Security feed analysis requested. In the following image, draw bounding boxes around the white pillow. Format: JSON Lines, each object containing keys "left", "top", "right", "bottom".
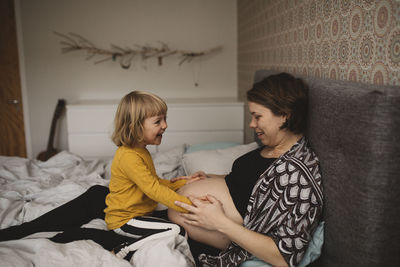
{"left": 182, "top": 142, "right": 259, "bottom": 175}
{"left": 152, "top": 144, "right": 187, "bottom": 179}
{"left": 152, "top": 144, "right": 187, "bottom": 211}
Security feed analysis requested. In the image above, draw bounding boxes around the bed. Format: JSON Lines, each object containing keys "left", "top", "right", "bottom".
{"left": 0, "top": 143, "right": 261, "bottom": 267}
{"left": 2, "top": 70, "right": 398, "bottom": 267}
{"left": 0, "top": 98, "right": 261, "bottom": 267}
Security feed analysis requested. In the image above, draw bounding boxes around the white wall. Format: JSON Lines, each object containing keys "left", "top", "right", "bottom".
{"left": 17, "top": 0, "right": 237, "bottom": 158}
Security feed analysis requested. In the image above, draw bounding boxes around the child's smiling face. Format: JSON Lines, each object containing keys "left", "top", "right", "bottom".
{"left": 140, "top": 114, "right": 168, "bottom": 147}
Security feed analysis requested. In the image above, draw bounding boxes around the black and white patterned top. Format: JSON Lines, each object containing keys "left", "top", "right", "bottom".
{"left": 199, "top": 137, "right": 323, "bottom": 267}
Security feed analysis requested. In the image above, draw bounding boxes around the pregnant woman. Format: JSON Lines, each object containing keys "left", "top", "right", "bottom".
{"left": 170, "top": 72, "right": 323, "bottom": 267}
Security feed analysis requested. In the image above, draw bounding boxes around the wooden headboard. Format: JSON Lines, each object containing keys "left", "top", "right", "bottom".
{"left": 66, "top": 98, "right": 245, "bottom": 159}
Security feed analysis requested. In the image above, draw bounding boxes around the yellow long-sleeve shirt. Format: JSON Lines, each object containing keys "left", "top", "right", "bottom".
{"left": 104, "top": 146, "right": 191, "bottom": 230}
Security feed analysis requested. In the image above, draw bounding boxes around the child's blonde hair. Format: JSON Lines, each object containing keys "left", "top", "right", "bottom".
{"left": 112, "top": 91, "right": 167, "bottom": 147}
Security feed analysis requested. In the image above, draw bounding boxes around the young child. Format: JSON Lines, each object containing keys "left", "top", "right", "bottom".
{"left": 103, "top": 90, "right": 194, "bottom": 256}
{"left": 0, "top": 91, "right": 194, "bottom": 261}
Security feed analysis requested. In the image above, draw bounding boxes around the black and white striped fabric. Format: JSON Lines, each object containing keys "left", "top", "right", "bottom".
{"left": 112, "top": 216, "right": 186, "bottom": 260}
{"left": 199, "top": 137, "right": 323, "bottom": 267}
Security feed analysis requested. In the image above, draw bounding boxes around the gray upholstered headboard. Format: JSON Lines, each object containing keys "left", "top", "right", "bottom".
{"left": 253, "top": 70, "right": 400, "bottom": 267}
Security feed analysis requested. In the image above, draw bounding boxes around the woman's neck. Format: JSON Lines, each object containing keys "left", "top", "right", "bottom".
{"left": 261, "top": 133, "right": 303, "bottom": 158}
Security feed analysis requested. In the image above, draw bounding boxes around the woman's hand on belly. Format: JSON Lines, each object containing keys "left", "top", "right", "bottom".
{"left": 168, "top": 178, "right": 243, "bottom": 249}
{"left": 177, "top": 195, "right": 231, "bottom": 231}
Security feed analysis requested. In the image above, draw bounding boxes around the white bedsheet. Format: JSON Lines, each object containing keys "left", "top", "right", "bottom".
{"left": 0, "top": 151, "right": 194, "bottom": 267}
{"left": 0, "top": 238, "right": 132, "bottom": 267}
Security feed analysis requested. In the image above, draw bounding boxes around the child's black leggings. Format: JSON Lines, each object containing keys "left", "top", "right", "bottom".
{"left": 0, "top": 185, "right": 169, "bottom": 251}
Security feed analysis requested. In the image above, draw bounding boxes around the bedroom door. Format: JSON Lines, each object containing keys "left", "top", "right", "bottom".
{"left": 0, "top": 0, "right": 27, "bottom": 157}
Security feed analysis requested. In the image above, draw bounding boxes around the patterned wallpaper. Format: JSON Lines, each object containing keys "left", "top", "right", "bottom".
{"left": 237, "top": 0, "right": 400, "bottom": 142}
{"left": 238, "top": 0, "right": 400, "bottom": 97}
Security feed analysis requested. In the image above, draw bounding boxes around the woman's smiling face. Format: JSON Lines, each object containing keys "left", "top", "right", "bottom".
{"left": 248, "top": 101, "right": 287, "bottom": 147}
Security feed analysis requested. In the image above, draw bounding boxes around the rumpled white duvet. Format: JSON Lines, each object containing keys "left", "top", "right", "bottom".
{"left": 0, "top": 151, "right": 194, "bottom": 267}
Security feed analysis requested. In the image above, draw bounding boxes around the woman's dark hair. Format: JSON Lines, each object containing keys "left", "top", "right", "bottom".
{"left": 246, "top": 72, "right": 309, "bottom": 134}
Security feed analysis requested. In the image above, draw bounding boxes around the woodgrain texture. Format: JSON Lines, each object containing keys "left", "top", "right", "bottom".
{"left": 0, "top": 0, "right": 26, "bottom": 157}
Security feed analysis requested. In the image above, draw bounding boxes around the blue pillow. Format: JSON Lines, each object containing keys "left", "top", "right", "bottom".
{"left": 186, "top": 142, "right": 240, "bottom": 153}
{"left": 239, "top": 221, "right": 324, "bottom": 267}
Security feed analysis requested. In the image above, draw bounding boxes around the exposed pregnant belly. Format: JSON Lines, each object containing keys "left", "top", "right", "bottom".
{"left": 174, "top": 178, "right": 243, "bottom": 225}
{"left": 168, "top": 177, "right": 243, "bottom": 249}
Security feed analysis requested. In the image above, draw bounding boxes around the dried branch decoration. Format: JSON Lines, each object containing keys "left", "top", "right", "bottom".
{"left": 54, "top": 32, "right": 223, "bottom": 69}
